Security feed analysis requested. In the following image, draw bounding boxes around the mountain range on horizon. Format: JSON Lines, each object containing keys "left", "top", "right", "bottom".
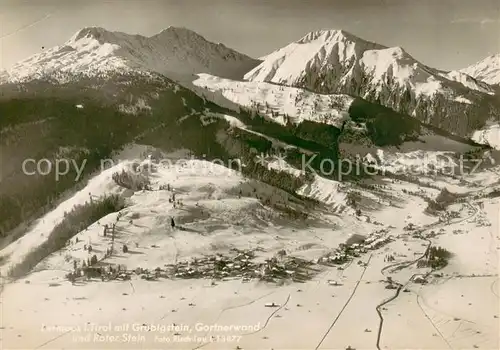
{"left": 1, "top": 26, "right": 498, "bottom": 86}
{"left": 1, "top": 25, "right": 498, "bottom": 141}
{"left": 0, "top": 26, "right": 260, "bottom": 83}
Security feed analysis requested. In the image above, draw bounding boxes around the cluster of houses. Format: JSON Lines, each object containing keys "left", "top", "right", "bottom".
{"left": 363, "top": 230, "right": 394, "bottom": 250}
{"left": 472, "top": 212, "right": 491, "bottom": 227}
{"left": 66, "top": 263, "right": 131, "bottom": 283}
{"left": 166, "top": 249, "right": 258, "bottom": 281}
{"left": 403, "top": 223, "right": 434, "bottom": 239}
{"left": 403, "top": 222, "right": 418, "bottom": 231}
{"left": 66, "top": 248, "right": 319, "bottom": 284}
{"left": 318, "top": 230, "right": 395, "bottom": 266}
{"left": 164, "top": 249, "right": 317, "bottom": 283}
{"left": 426, "top": 228, "right": 446, "bottom": 238}
{"left": 438, "top": 210, "right": 460, "bottom": 223}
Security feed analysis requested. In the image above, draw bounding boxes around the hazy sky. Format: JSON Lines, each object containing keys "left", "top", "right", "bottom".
{"left": 0, "top": 0, "right": 499, "bottom": 71}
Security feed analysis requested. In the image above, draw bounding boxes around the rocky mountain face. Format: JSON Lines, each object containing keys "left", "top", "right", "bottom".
{"left": 245, "top": 29, "right": 500, "bottom": 137}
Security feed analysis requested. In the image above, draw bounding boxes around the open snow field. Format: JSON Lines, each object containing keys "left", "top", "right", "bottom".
{"left": 1, "top": 147, "right": 498, "bottom": 350}
{"left": 191, "top": 73, "right": 353, "bottom": 128}
{"left": 472, "top": 123, "right": 500, "bottom": 150}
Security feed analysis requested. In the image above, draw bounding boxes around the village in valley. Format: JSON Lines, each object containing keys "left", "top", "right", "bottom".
{"left": 1, "top": 140, "right": 498, "bottom": 350}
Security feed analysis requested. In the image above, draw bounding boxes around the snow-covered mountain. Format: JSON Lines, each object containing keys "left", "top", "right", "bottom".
{"left": 244, "top": 29, "right": 499, "bottom": 137}
{"left": 460, "top": 54, "right": 500, "bottom": 85}
{"left": 245, "top": 30, "right": 493, "bottom": 95}
{"left": 0, "top": 26, "right": 259, "bottom": 84}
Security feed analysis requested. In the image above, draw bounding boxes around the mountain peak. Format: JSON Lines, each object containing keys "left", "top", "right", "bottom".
{"left": 296, "top": 29, "right": 385, "bottom": 49}
{"left": 163, "top": 26, "right": 196, "bottom": 34}
{"left": 69, "top": 26, "right": 118, "bottom": 43}
{"left": 68, "top": 26, "right": 208, "bottom": 46}
{"left": 153, "top": 26, "right": 231, "bottom": 50}
{"left": 155, "top": 26, "right": 203, "bottom": 38}
{"left": 244, "top": 28, "right": 388, "bottom": 83}
{"left": 298, "top": 29, "right": 357, "bottom": 43}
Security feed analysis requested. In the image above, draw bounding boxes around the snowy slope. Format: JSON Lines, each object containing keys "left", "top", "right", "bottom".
{"left": 0, "top": 26, "right": 259, "bottom": 84}
{"left": 364, "top": 149, "right": 461, "bottom": 175}
{"left": 442, "top": 70, "right": 496, "bottom": 94}
{"left": 460, "top": 54, "right": 500, "bottom": 85}
{"left": 472, "top": 122, "right": 500, "bottom": 149}
{"left": 192, "top": 73, "right": 353, "bottom": 128}
{"left": 0, "top": 150, "right": 348, "bottom": 276}
{"left": 264, "top": 156, "right": 349, "bottom": 212}
{"left": 0, "top": 161, "right": 129, "bottom": 275}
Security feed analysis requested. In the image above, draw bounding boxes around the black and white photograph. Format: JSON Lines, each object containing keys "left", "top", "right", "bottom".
{"left": 0, "top": 0, "right": 499, "bottom": 349}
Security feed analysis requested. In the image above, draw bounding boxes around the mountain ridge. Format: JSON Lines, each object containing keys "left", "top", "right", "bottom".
{"left": 244, "top": 28, "right": 499, "bottom": 137}
{"left": 1, "top": 26, "right": 499, "bottom": 140}
{"left": 460, "top": 53, "right": 500, "bottom": 85}
{"left": 246, "top": 28, "right": 493, "bottom": 94}
{"left": 0, "top": 26, "right": 260, "bottom": 84}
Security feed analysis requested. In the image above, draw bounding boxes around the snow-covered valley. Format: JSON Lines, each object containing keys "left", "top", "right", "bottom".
{"left": 1, "top": 144, "right": 498, "bottom": 350}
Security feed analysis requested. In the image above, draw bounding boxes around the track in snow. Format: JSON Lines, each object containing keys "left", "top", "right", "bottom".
{"left": 416, "top": 292, "right": 453, "bottom": 349}
{"left": 191, "top": 290, "right": 278, "bottom": 350}
{"left": 375, "top": 202, "right": 480, "bottom": 349}
{"left": 314, "top": 254, "right": 373, "bottom": 350}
